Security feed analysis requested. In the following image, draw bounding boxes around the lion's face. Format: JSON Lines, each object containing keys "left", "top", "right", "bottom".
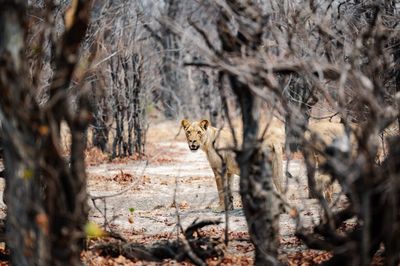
{"left": 181, "top": 119, "right": 209, "bottom": 152}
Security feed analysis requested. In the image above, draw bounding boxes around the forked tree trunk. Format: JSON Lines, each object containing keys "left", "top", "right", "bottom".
{"left": 230, "top": 78, "right": 280, "bottom": 265}
{"left": 216, "top": 1, "right": 280, "bottom": 264}
{"left": 110, "top": 57, "right": 126, "bottom": 158}
{"left": 0, "top": 1, "right": 92, "bottom": 264}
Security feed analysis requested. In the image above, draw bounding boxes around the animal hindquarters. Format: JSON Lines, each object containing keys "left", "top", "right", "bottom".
{"left": 315, "top": 173, "right": 334, "bottom": 203}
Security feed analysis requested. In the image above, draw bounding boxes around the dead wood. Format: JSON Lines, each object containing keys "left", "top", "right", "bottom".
{"left": 92, "top": 219, "right": 223, "bottom": 265}
{"left": 0, "top": 0, "right": 93, "bottom": 264}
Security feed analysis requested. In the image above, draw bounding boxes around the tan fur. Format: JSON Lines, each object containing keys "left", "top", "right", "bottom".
{"left": 181, "top": 119, "right": 284, "bottom": 210}
{"left": 262, "top": 124, "right": 285, "bottom": 194}
{"left": 305, "top": 121, "right": 347, "bottom": 202}
{"left": 306, "top": 120, "right": 383, "bottom": 202}
{"left": 306, "top": 120, "right": 394, "bottom": 202}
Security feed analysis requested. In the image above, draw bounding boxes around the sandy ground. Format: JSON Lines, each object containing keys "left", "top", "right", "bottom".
{"left": 0, "top": 121, "right": 340, "bottom": 264}
{"left": 85, "top": 121, "right": 333, "bottom": 259}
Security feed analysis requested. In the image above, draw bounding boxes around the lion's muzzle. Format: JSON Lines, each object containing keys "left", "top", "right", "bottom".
{"left": 189, "top": 144, "right": 200, "bottom": 151}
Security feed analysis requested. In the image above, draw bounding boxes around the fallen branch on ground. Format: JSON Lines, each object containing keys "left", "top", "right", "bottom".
{"left": 91, "top": 219, "right": 223, "bottom": 265}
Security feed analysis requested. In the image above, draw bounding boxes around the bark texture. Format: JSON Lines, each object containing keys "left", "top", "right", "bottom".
{"left": 216, "top": 1, "right": 280, "bottom": 264}
{"left": 0, "top": 1, "right": 92, "bottom": 264}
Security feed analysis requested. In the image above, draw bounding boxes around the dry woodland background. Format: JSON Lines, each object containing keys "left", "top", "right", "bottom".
{"left": 0, "top": 0, "right": 399, "bottom": 265}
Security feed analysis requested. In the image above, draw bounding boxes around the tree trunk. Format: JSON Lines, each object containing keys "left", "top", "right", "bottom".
{"left": 230, "top": 77, "right": 280, "bottom": 266}
{"left": 110, "top": 57, "right": 126, "bottom": 158}
{"left": 199, "top": 70, "right": 220, "bottom": 127}
{"left": 160, "top": 0, "right": 183, "bottom": 119}
{"left": 216, "top": 1, "right": 280, "bottom": 263}
{"left": 284, "top": 76, "right": 314, "bottom": 153}
{"left": 91, "top": 82, "right": 110, "bottom": 153}
{"left": 132, "top": 54, "right": 145, "bottom": 156}
{"left": 0, "top": 1, "right": 92, "bottom": 264}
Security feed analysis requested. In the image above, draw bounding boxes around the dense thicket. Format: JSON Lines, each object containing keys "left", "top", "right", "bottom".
{"left": 0, "top": 0, "right": 399, "bottom": 265}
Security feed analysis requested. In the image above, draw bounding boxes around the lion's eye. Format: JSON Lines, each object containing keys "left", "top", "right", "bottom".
{"left": 187, "top": 131, "right": 191, "bottom": 136}
{"left": 197, "top": 131, "right": 201, "bottom": 135}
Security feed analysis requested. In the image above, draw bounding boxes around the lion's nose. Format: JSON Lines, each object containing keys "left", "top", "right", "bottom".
{"left": 189, "top": 140, "right": 197, "bottom": 148}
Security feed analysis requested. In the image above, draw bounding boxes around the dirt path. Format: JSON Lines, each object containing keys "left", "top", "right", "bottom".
{"left": 87, "top": 141, "right": 247, "bottom": 235}
{"left": 0, "top": 134, "right": 333, "bottom": 263}
{"left": 0, "top": 134, "right": 327, "bottom": 259}
{"left": 86, "top": 137, "right": 326, "bottom": 257}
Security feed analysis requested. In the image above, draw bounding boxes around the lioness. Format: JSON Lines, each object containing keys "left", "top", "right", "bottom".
{"left": 305, "top": 120, "right": 386, "bottom": 202}
{"left": 305, "top": 121, "right": 346, "bottom": 202}
{"left": 181, "top": 119, "right": 284, "bottom": 211}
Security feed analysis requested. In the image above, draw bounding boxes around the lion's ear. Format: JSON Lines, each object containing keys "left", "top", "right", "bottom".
{"left": 200, "top": 119, "right": 210, "bottom": 130}
{"left": 181, "top": 119, "right": 190, "bottom": 130}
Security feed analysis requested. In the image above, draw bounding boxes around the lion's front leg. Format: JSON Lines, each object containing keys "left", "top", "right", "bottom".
{"left": 212, "top": 169, "right": 233, "bottom": 211}
{"left": 214, "top": 172, "right": 225, "bottom": 210}
{"left": 225, "top": 173, "right": 234, "bottom": 210}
